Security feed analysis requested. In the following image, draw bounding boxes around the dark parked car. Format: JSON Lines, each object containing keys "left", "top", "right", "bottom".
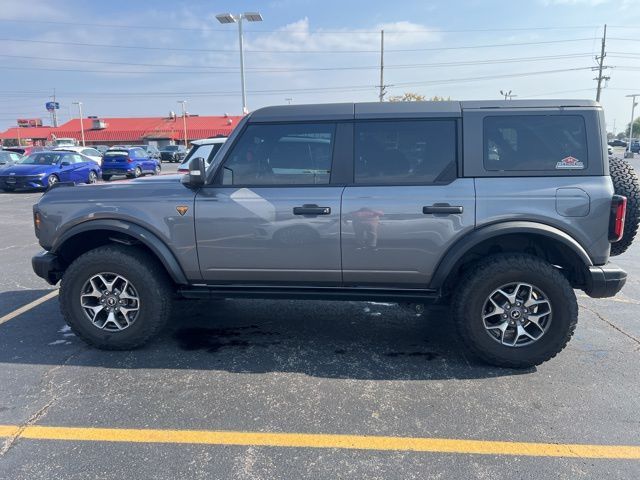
{"left": 608, "top": 139, "right": 627, "bottom": 147}
{"left": 130, "top": 144, "right": 160, "bottom": 160}
{"left": 0, "top": 150, "right": 101, "bottom": 191}
{"left": 0, "top": 150, "right": 22, "bottom": 166}
{"left": 3, "top": 145, "right": 45, "bottom": 156}
{"left": 101, "top": 147, "right": 161, "bottom": 181}
{"left": 159, "top": 144, "right": 187, "bottom": 163}
{"left": 630, "top": 140, "right": 640, "bottom": 153}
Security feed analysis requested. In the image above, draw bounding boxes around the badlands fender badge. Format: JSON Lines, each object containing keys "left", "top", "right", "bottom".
{"left": 556, "top": 156, "right": 584, "bottom": 170}
{"left": 176, "top": 205, "right": 189, "bottom": 216}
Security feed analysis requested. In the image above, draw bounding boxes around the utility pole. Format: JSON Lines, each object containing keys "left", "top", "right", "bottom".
{"left": 50, "top": 88, "right": 58, "bottom": 127}
{"left": 378, "top": 29, "right": 385, "bottom": 102}
{"left": 595, "top": 24, "right": 609, "bottom": 103}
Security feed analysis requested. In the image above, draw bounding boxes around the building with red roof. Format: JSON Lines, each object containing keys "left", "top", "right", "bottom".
{"left": 0, "top": 114, "right": 242, "bottom": 147}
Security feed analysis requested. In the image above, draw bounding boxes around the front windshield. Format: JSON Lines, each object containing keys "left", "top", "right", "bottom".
{"left": 163, "top": 145, "right": 179, "bottom": 151}
{"left": 20, "top": 152, "right": 64, "bottom": 165}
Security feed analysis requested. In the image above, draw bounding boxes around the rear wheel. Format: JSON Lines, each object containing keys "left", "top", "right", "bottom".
{"left": 452, "top": 253, "right": 577, "bottom": 368}
{"left": 59, "top": 245, "right": 173, "bottom": 350}
{"left": 609, "top": 157, "right": 640, "bottom": 256}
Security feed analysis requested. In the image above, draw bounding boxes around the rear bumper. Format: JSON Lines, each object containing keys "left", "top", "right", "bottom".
{"left": 32, "top": 251, "right": 64, "bottom": 285}
{"left": 584, "top": 263, "right": 627, "bottom": 298}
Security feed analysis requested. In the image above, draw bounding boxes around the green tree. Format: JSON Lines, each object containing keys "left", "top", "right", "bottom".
{"left": 625, "top": 117, "right": 640, "bottom": 139}
{"left": 387, "top": 93, "right": 451, "bottom": 102}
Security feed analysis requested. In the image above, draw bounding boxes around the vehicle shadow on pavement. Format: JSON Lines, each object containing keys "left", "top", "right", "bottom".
{"left": 0, "top": 289, "right": 54, "bottom": 317}
{"left": 0, "top": 291, "right": 533, "bottom": 380}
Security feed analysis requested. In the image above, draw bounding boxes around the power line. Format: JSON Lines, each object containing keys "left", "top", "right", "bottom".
{"left": 0, "top": 37, "right": 597, "bottom": 54}
{"left": 0, "top": 66, "right": 595, "bottom": 99}
{"left": 0, "top": 53, "right": 595, "bottom": 75}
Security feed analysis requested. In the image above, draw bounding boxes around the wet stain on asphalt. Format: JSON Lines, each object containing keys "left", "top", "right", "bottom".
{"left": 173, "top": 326, "right": 280, "bottom": 353}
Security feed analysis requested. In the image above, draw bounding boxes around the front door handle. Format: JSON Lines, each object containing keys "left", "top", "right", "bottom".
{"left": 293, "top": 204, "right": 331, "bottom": 216}
{"left": 423, "top": 204, "right": 463, "bottom": 215}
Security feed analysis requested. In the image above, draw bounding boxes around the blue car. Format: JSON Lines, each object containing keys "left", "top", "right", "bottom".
{"left": 101, "top": 147, "right": 161, "bottom": 181}
{"left": 0, "top": 150, "right": 101, "bottom": 191}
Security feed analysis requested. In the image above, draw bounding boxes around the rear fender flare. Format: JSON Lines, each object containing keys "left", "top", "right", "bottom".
{"left": 429, "top": 221, "right": 593, "bottom": 289}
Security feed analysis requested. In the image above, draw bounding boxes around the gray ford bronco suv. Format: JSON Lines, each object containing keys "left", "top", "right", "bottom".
{"left": 32, "top": 100, "right": 640, "bottom": 368}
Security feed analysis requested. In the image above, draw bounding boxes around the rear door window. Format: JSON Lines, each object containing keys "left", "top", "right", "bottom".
{"left": 354, "top": 120, "right": 457, "bottom": 185}
{"left": 483, "top": 115, "right": 588, "bottom": 171}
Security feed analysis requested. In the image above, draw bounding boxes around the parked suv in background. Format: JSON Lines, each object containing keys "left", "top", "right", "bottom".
{"left": 177, "top": 137, "right": 227, "bottom": 173}
{"left": 630, "top": 140, "right": 640, "bottom": 154}
{"left": 100, "top": 147, "right": 161, "bottom": 180}
{"left": 32, "top": 100, "right": 640, "bottom": 368}
{"left": 159, "top": 144, "right": 187, "bottom": 163}
{"left": 131, "top": 144, "right": 161, "bottom": 160}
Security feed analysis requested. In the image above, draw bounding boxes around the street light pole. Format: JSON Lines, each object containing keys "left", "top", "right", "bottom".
{"left": 626, "top": 94, "right": 639, "bottom": 158}
{"left": 177, "top": 100, "right": 188, "bottom": 147}
{"left": 216, "top": 12, "right": 263, "bottom": 115}
{"left": 72, "top": 101, "right": 85, "bottom": 146}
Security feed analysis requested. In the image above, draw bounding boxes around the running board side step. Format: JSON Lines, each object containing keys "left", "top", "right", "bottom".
{"left": 178, "top": 285, "right": 441, "bottom": 303}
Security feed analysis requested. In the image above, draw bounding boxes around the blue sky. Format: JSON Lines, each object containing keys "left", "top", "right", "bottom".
{"left": 0, "top": 0, "right": 639, "bottom": 132}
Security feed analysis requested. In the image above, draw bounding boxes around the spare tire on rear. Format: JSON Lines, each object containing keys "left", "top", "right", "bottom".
{"left": 609, "top": 156, "right": 640, "bottom": 256}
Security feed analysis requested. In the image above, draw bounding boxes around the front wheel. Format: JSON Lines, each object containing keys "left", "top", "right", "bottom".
{"left": 452, "top": 253, "right": 577, "bottom": 368}
{"left": 59, "top": 245, "right": 173, "bottom": 350}
{"left": 87, "top": 171, "right": 98, "bottom": 184}
{"left": 47, "top": 174, "right": 59, "bottom": 188}
{"left": 153, "top": 164, "right": 161, "bottom": 175}
{"left": 102, "top": 175, "right": 112, "bottom": 181}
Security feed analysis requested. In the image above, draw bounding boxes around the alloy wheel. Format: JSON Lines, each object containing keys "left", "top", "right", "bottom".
{"left": 80, "top": 272, "right": 140, "bottom": 331}
{"left": 481, "top": 282, "right": 552, "bottom": 347}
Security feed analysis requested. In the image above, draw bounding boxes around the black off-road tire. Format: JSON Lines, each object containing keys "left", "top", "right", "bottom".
{"left": 609, "top": 157, "right": 640, "bottom": 256}
{"left": 452, "top": 253, "right": 578, "bottom": 369}
{"left": 102, "top": 175, "right": 112, "bottom": 181}
{"left": 59, "top": 245, "right": 173, "bottom": 350}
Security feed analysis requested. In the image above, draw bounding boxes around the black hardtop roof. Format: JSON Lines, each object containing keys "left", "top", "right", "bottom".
{"left": 249, "top": 99, "right": 599, "bottom": 122}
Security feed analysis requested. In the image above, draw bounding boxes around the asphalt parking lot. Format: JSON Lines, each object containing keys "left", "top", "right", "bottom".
{"left": 0, "top": 157, "right": 639, "bottom": 479}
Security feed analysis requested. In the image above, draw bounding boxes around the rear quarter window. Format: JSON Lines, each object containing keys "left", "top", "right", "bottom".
{"left": 483, "top": 115, "right": 588, "bottom": 172}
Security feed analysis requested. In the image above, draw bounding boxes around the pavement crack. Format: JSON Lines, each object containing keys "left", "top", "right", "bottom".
{"left": 0, "top": 345, "right": 87, "bottom": 457}
{"left": 579, "top": 303, "right": 640, "bottom": 347}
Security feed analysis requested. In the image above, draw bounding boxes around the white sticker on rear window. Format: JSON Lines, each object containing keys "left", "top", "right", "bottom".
{"left": 555, "top": 156, "right": 584, "bottom": 170}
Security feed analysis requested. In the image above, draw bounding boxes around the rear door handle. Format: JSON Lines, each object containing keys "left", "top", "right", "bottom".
{"left": 423, "top": 204, "right": 463, "bottom": 215}
{"left": 293, "top": 204, "right": 331, "bottom": 216}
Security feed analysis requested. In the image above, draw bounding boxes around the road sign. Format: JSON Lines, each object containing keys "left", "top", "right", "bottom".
{"left": 45, "top": 102, "right": 60, "bottom": 111}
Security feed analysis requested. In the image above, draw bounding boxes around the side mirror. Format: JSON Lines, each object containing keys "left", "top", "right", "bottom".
{"left": 184, "top": 157, "right": 206, "bottom": 187}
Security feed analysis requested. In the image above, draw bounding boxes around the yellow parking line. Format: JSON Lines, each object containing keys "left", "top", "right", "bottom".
{"left": 0, "top": 290, "right": 58, "bottom": 326}
{"left": 0, "top": 425, "right": 638, "bottom": 459}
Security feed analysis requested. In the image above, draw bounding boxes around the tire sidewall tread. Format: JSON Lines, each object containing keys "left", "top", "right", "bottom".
{"left": 59, "top": 245, "right": 173, "bottom": 350}
{"left": 452, "top": 253, "right": 578, "bottom": 368}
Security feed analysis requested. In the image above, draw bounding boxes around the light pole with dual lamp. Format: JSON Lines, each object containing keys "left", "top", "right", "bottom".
{"left": 216, "top": 12, "right": 263, "bottom": 115}
{"left": 625, "top": 94, "right": 639, "bottom": 159}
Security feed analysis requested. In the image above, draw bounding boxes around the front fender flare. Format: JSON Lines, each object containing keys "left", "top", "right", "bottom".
{"left": 429, "top": 221, "right": 593, "bottom": 290}
{"left": 52, "top": 219, "right": 189, "bottom": 285}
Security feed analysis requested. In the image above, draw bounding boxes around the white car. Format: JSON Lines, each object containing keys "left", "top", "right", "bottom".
{"left": 53, "top": 146, "right": 103, "bottom": 165}
{"left": 177, "top": 137, "right": 227, "bottom": 173}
